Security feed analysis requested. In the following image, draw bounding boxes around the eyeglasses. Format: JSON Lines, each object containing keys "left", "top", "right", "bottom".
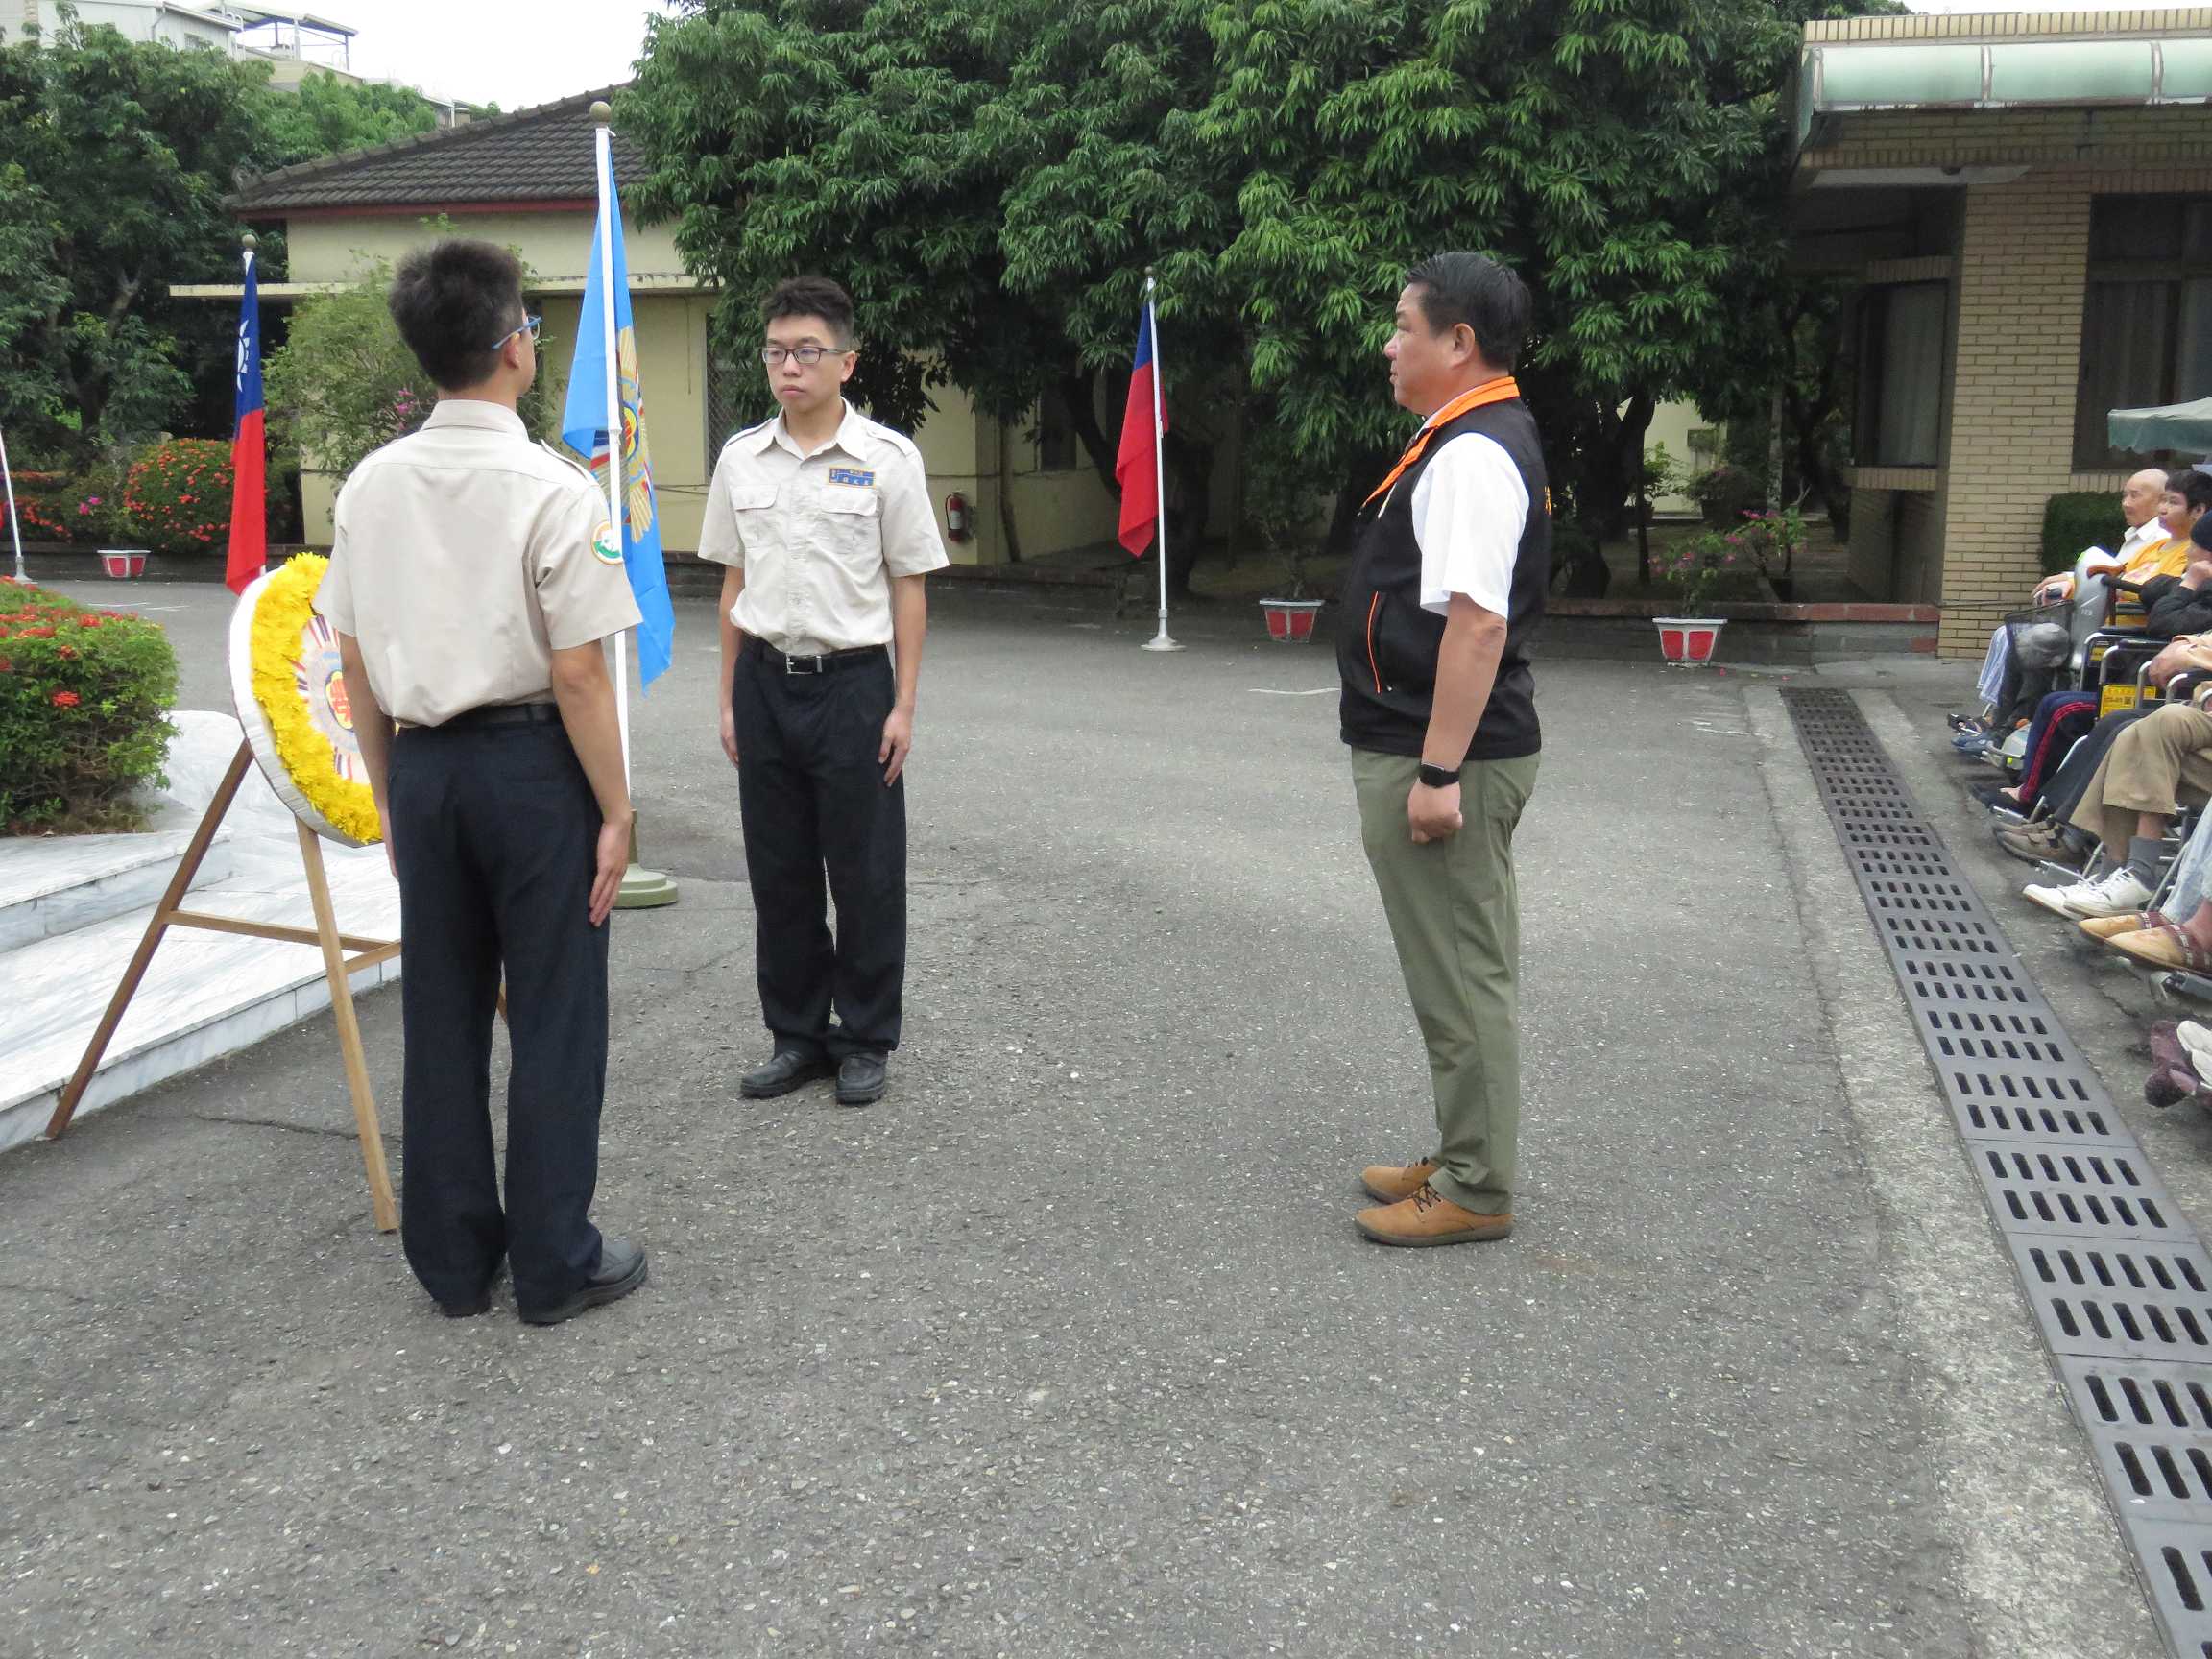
{"left": 759, "top": 344, "right": 851, "bottom": 368}
{"left": 490, "top": 314, "right": 542, "bottom": 351}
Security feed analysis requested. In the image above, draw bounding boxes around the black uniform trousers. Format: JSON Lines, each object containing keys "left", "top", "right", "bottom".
{"left": 732, "top": 640, "right": 906, "bottom": 1058}
{"left": 387, "top": 712, "right": 608, "bottom": 1313}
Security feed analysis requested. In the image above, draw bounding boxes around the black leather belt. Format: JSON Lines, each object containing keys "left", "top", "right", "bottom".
{"left": 435, "top": 702, "right": 562, "bottom": 730}
{"left": 748, "top": 639, "right": 888, "bottom": 676}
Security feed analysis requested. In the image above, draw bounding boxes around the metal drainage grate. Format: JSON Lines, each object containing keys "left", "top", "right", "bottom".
{"left": 1786, "top": 687, "right": 2212, "bottom": 1657}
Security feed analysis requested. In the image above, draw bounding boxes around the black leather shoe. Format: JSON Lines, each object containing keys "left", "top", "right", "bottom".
{"left": 518, "top": 1238, "right": 648, "bottom": 1327}
{"left": 836, "top": 1052, "right": 888, "bottom": 1106}
{"left": 740, "top": 1048, "right": 834, "bottom": 1097}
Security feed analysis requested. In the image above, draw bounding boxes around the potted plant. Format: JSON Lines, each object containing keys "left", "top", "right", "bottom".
{"left": 1652, "top": 531, "right": 1738, "bottom": 665}
{"left": 1731, "top": 504, "right": 1805, "bottom": 602}
{"left": 1249, "top": 454, "right": 1325, "bottom": 642}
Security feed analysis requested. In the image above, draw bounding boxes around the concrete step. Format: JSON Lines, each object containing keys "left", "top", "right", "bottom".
{"left": 0, "top": 828, "right": 234, "bottom": 951}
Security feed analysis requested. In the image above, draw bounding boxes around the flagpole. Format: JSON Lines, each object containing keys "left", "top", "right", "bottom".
{"left": 591, "top": 100, "right": 678, "bottom": 909}
{"left": 1140, "top": 267, "right": 1181, "bottom": 652}
{"left": 0, "top": 421, "right": 24, "bottom": 587}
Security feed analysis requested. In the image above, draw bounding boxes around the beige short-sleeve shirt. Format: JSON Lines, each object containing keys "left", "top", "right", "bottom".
{"left": 697, "top": 399, "right": 950, "bottom": 655}
{"left": 314, "top": 400, "right": 641, "bottom": 727}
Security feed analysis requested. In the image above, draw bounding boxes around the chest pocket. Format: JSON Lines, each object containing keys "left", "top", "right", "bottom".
{"left": 814, "top": 486, "right": 880, "bottom": 556}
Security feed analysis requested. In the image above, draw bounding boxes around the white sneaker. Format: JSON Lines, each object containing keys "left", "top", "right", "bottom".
{"left": 2023, "top": 881, "right": 2080, "bottom": 917}
{"left": 2056, "top": 868, "right": 2158, "bottom": 919}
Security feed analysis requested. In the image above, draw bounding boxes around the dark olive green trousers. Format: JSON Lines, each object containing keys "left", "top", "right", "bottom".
{"left": 1352, "top": 748, "right": 1538, "bottom": 1214}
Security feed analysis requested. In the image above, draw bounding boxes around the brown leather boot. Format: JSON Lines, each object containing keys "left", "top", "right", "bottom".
{"left": 1355, "top": 1184, "right": 1513, "bottom": 1247}
{"left": 1359, "top": 1158, "right": 1440, "bottom": 1204}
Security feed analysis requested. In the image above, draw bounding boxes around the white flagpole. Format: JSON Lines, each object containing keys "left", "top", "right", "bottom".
{"left": 0, "top": 421, "right": 24, "bottom": 586}
{"left": 1140, "top": 269, "right": 1181, "bottom": 652}
{"left": 592, "top": 107, "right": 632, "bottom": 787}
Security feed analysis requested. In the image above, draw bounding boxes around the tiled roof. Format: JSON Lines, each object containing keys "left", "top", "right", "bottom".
{"left": 228, "top": 88, "right": 648, "bottom": 212}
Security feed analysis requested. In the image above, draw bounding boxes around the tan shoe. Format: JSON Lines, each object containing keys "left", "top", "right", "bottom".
{"left": 1355, "top": 1184, "right": 1514, "bottom": 1247}
{"left": 2079, "top": 912, "right": 2150, "bottom": 941}
{"left": 1359, "top": 1158, "right": 1440, "bottom": 1204}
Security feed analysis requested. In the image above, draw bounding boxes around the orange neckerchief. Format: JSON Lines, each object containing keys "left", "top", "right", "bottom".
{"left": 1362, "top": 376, "right": 1522, "bottom": 508}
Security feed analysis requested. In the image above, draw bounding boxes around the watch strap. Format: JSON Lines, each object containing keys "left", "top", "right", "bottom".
{"left": 1417, "top": 762, "right": 1458, "bottom": 790}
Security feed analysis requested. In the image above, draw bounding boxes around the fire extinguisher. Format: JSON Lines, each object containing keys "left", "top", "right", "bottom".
{"left": 944, "top": 492, "right": 972, "bottom": 542}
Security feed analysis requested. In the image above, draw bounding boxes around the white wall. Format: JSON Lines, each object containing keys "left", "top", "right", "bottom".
{"left": 29, "top": 1, "right": 237, "bottom": 51}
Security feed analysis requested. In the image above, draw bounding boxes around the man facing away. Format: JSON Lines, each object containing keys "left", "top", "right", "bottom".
{"left": 320, "top": 238, "right": 648, "bottom": 1326}
{"left": 1341, "top": 252, "right": 1550, "bottom": 1249}
{"left": 701, "top": 276, "right": 950, "bottom": 1108}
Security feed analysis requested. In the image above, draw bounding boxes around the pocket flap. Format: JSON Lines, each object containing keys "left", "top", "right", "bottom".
{"left": 818, "top": 489, "right": 879, "bottom": 517}
{"left": 729, "top": 486, "right": 778, "bottom": 512}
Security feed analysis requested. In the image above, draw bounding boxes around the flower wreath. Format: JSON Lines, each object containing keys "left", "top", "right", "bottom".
{"left": 230, "top": 554, "right": 382, "bottom": 847}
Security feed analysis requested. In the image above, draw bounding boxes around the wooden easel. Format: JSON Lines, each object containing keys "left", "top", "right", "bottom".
{"left": 45, "top": 739, "right": 401, "bottom": 1233}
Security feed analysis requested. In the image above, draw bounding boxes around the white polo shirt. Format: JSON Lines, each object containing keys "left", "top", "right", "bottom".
{"left": 314, "top": 400, "right": 640, "bottom": 728}
{"left": 1408, "top": 432, "right": 1530, "bottom": 617}
{"left": 697, "top": 399, "right": 950, "bottom": 656}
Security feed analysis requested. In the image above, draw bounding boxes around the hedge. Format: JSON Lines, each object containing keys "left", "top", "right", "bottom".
{"left": 2041, "top": 493, "right": 2130, "bottom": 576}
{"left": 124, "top": 439, "right": 234, "bottom": 555}
{"left": 0, "top": 583, "right": 178, "bottom": 833}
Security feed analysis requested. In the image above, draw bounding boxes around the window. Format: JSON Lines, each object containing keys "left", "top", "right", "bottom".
{"left": 705, "top": 336, "right": 753, "bottom": 454}
{"left": 2076, "top": 196, "right": 2212, "bottom": 469}
{"left": 1032, "top": 381, "right": 1080, "bottom": 472}
{"left": 1686, "top": 427, "right": 1719, "bottom": 468}
{"left": 1857, "top": 282, "right": 1947, "bottom": 469}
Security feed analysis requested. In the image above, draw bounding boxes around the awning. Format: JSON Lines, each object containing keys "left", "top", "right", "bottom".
{"left": 2108, "top": 397, "right": 2212, "bottom": 456}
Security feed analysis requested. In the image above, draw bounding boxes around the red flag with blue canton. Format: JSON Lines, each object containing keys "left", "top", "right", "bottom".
{"left": 1115, "top": 299, "right": 1166, "bottom": 558}
{"left": 225, "top": 247, "right": 266, "bottom": 596}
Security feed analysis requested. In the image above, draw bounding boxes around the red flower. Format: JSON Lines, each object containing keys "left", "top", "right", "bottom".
{"left": 0, "top": 659, "right": 12, "bottom": 672}
{"left": 21, "top": 626, "right": 54, "bottom": 638}
{"left": 57, "top": 645, "right": 76, "bottom": 659}
{"left": 79, "top": 614, "right": 103, "bottom": 628}
{"left": 51, "top": 689, "right": 79, "bottom": 709}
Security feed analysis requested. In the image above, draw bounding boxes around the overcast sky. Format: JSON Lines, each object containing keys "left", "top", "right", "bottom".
{"left": 316, "top": 0, "right": 2178, "bottom": 113}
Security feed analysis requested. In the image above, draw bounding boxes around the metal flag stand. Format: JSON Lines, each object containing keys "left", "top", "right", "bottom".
{"left": 2, "top": 420, "right": 27, "bottom": 587}
{"left": 1139, "top": 268, "right": 1182, "bottom": 653}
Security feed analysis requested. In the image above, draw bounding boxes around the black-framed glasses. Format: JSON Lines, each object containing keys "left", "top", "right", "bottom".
{"left": 760, "top": 344, "right": 851, "bottom": 368}
{"left": 490, "top": 314, "right": 542, "bottom": 351}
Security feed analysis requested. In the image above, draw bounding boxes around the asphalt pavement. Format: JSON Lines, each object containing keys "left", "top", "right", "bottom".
{"left": 0, "top": 583, "right": 2173, "bottom": 1657}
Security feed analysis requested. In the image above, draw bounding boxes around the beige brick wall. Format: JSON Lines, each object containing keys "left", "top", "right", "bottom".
{"left": 1801, "top": 108, "right": 2212, "bottom": 173}
{"left": 1935, "top": 175, "right": 2094, "bottom": 656}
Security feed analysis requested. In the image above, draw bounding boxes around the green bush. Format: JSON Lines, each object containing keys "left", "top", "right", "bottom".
{"left": 2041, "top": 492, "right": 2130, "bottom": 576}
{"left": 1688, "top": 464, "right": 1767, "bottom": 530}
{"left": 123, "top": 438, "right": 234, "bottom": 554}
{"left": 0, "top": 583, "right": 178, "bottom": 833}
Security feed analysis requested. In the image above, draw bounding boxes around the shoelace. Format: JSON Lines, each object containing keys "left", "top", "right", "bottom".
{"left": 1407, "top": 1183, "right": 1441, "bottom": 1213}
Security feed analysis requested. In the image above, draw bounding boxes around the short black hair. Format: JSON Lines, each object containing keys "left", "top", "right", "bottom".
{"left": 761, "top": 276, "right": 855, "bottom": 346}
{"left": 1405, "top": 252, "right": 1531, "bottom": 371}
{"left": 2167, "top": 469, "right": 2212, "bottom": 516}
{"left": 387, "top": 238, "right": 526, "bottom": 391}
{"left": 2195, "top": 511, "right": 2212, "bottom": 553}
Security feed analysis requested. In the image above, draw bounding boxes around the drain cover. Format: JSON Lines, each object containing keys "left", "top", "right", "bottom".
{"left": 1785, "top": 687, "right": 2212, "bottom": 1656}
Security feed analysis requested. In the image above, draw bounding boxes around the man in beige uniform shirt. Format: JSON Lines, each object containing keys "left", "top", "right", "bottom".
{"left": 701, "top": 276, "right": 950, "bottom": 1107}
{"left": 317, "top": 238, "right": 649, "bottom": 1326}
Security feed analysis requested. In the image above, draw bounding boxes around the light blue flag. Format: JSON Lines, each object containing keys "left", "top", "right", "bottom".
{"left": 561, "top": 161, "right": 675, "bottom": 689}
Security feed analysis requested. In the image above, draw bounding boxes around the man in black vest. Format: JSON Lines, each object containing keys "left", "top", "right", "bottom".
{"left": 1341, "top": 252, "right": 1549, "bottom": 1248}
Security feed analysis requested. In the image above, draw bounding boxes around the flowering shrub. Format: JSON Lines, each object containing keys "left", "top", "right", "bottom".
{"left": 1728, "top": 507, "right": 1806, "bottom": 584}
{"left": 0, "top": 583, "right": 177, "bottom": 832}
{"left": 1654, "top": 532, "right": 1743, "bottom": 613}
{"left": 124, "top": 439, "right": 234, "bottom": 554}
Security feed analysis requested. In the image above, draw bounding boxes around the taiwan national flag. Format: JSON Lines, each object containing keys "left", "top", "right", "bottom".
{"left": 561, "top": 156, "right": 676, "bottom": 690}
{"left": 1115, "top": 297, "right": 1166, "bottom": 558}
{"left": 225, "top": 247, "right": 266, "bottom": 596}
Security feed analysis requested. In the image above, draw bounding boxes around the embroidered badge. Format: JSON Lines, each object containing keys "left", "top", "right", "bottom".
{"left": 827, "top": 468, "right": 876, "bottom": 488}
{"left": 591, "top": 521, "right": 622, "bottom": 565}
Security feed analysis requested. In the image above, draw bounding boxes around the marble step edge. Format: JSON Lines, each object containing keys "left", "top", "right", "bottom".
{"left": 0, "top": 949, "right": 402, "bottom": 1157}
{"left": 0, "top": 831, "right": 237, "bottom": 952}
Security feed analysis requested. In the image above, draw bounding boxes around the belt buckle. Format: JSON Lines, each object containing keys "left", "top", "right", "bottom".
{"left": 783, "top": 651, "right": 825, "bottom": 675}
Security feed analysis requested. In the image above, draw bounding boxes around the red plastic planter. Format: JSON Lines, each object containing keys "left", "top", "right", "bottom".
{"left": 98, "top": 549, "right": 148, "bottom": 579}
{"left": 1260, "top": 599, "right": 1322, "bottom": 643}
{"left": 1654, "top": 617, "right": 1725, "bottom": 665}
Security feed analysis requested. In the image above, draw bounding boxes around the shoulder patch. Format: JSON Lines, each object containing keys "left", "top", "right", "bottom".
{"left": 590, "top": 520, "right": 623, "bottom": 565}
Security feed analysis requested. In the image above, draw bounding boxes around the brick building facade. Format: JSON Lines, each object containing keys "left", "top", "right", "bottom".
{"left": 1791, "top": 11, "right": 2212, "bottom": 655}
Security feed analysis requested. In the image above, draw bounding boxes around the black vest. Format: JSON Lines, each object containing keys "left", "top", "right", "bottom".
{"left": 1336, "top": 396, "right": 1550, "bottom": 762}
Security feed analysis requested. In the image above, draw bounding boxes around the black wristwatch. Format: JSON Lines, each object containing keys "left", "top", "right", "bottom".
{"left": 1417, "top": 762, "right": 1458, "bottom": 790}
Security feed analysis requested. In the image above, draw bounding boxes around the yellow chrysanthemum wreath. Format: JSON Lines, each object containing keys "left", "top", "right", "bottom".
{"left": 249, "top": 554, "right": 382, "bottom": 845}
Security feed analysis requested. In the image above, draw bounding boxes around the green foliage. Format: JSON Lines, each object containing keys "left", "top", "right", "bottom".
{"left": 252, "top": 71, "right": 441, "bottom": 160}
{"left": 627, "top": 0, "right": 1871, "bottom": 554}
{"left": 0, "top": 581, "right": 178, "bottom": 833}
{"left": 1728, "top": 505, "right": 1807, "bottom": 582}
{"left": 1654, "top": 530, "right": 1747, "bottom": 613}
{"left": 263, "top": 252, "right": 561, "bottom": 485}
{"left": 124, "top": 439, "right": 233, "bottom": 554}
{"left": 2043, "top": 493, "right": 2130, "bottom": 577}
{"left": 1688, "top": 463, "right": 1767, "bottom": 530}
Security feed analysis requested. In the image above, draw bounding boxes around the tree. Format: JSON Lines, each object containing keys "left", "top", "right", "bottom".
{"left": 251, "top": 70, "right": 442, "bottom": 162}
{"left": 624, "top": 0, "right": 1877, "bottom": 586}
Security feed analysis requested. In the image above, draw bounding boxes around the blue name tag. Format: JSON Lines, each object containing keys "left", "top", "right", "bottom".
{"left": 828, "top": 468, "right": 876, "bottom": 488}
